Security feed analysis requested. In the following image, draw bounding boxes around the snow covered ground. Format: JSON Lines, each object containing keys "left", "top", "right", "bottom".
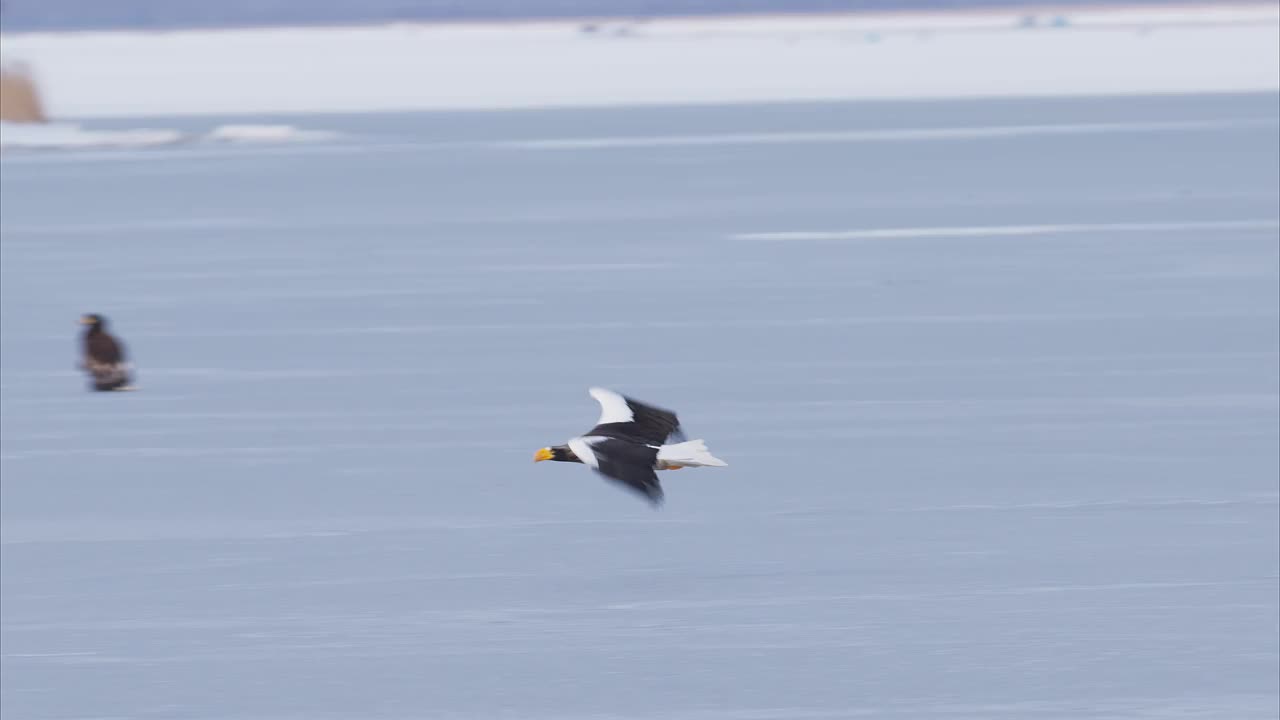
{"left": 2, "top": 91, "right": 1278, "bottom": 718}
{"left": 0, "top": 4, "right": 1276, "bottom": 121}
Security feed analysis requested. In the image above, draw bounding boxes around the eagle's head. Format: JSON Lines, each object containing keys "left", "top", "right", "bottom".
{"left": 80, "top": 314, "right": 106, "bottom": 331}
{"left": 534, "top": 445, "right": 579, "bottom": 463}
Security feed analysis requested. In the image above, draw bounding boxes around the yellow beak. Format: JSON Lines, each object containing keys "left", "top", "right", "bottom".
{"left": 79, "top": 316, "right": 94, "bottom": 325}
{"left": 533, "top": 448, "right": 554, "bottom": 463}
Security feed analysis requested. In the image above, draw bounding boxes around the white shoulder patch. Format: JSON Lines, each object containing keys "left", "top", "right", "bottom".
{"left": 588, "top": 387, "right": 633, "bottom": 426}
{"left": 568, "top": 436, "right": 601, "bottom": 469}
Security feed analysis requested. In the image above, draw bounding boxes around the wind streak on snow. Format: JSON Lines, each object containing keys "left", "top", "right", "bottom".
{"left": 732, "top": 219, "right": 1280, "bottom": 242}
{"left": 495, "top": 118, "right": 1280, "bottom": 150}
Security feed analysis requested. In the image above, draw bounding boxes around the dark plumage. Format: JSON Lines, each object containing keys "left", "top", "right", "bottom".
{"left": 78, "top": 314, "right": 134, "bottom": 392}
{"left": 538, "top": 438, "right": 666, "bottom": 504}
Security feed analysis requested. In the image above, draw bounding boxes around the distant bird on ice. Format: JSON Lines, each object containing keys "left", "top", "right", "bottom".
{"left": 534, "top": 387, "right": 727, "bottom": 506}
{"left": 78, "top": 314, "right": 135, "bottom": 392}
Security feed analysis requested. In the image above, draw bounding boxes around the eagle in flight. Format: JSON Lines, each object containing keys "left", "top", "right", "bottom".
{"left": 534, "top": 387, "right": 727, "bottom": 506}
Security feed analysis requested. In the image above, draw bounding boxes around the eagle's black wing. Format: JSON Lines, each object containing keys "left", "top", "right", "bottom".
{"left": 584, "top": 387, "right": 683, "bottom": 446}
{"left": 570, "top": 436, "right": 664, "bottom": 506}
{"left": 85, "top": 332, "right": 124, "bottom": 364}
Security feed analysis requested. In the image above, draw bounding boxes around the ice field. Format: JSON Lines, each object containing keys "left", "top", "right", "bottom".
{"left": 1, "top": 92, "right": 1279, "bottom": 718}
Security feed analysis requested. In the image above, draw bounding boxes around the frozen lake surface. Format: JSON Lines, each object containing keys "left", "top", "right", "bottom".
{"left": 2, "top": 93, "right": 1278, "bottom": 719}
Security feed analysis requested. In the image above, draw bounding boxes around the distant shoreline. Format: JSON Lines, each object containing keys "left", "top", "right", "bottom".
{"left": 1, "top": 0, "right": 1269, "bottom": 35}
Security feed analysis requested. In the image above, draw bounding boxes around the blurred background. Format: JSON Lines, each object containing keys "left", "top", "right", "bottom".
{"left": 2, "top": 1, "right": 1278, "bottom": 719}
{"left": 1, "top": 0, "right": 1267, "bottom": 29}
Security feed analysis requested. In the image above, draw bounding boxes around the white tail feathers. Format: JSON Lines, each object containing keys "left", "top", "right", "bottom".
{"left": 656, "top": 439, "right": 728, "bottom": 469}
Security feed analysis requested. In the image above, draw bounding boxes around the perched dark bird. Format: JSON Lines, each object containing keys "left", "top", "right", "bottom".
{"left": 78, "top": 314, "right": 135, "bottom": 392}
{"left": 534, "top": 387, "right": 726, "bottom": 506}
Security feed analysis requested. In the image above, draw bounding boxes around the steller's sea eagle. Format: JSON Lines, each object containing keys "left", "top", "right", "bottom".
{"left": 534, "top": 387, "right": 726, "bottom": 506}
